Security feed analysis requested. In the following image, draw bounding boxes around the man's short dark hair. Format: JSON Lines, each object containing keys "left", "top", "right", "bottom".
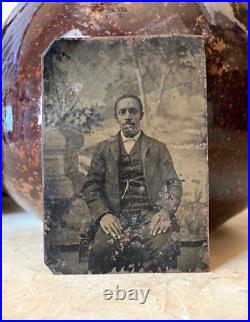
{"left": 114, "top": 95, "right": 144, "bottom": 117}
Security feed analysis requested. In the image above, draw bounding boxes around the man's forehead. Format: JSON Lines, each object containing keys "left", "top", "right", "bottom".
{"left": 117, "top": 97, "right": 140, "bottom": 109}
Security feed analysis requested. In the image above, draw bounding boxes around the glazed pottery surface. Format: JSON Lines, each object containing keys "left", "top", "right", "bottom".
{"left": 2, "top": 2, "right": 248, "bottom": 228}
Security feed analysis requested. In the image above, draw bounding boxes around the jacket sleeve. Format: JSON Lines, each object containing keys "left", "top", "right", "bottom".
{"left": 83, "top": 144, "right": 111, "bottom": 223}
{"left": 157, "top": 143, "right": 182, "bottom": 215}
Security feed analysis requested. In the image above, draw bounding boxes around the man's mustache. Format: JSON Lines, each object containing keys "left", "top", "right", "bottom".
{"left": 123, "top": 122, "right": 135, "bottom": 125}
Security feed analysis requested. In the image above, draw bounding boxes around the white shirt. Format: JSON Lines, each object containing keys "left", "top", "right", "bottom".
{"left": 121, "top": 130, "right": 141, "bottom": 154}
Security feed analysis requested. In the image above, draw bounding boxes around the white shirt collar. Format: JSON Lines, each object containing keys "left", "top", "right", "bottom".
{"left": 121, "top": 130, "right": 141, "bottom": 142}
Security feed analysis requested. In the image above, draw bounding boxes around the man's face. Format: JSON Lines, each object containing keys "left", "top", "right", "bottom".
{"left": 115, "top": 97, "right": 143, "bottom": 138}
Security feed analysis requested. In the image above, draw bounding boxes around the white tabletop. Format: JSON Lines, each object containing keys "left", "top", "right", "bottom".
{"left": 3, "top": 197, "right": 248, "bottom": 320}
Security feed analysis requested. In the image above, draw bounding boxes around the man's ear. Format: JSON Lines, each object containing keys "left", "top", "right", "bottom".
{"left": 140, "top": 112, "right": 144, "bottom": 120}
{"left": 114, "top": 114, "right": 117, "bottom": 120}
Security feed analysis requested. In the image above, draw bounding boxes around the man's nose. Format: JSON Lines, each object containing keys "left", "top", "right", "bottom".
{"left": 125, "top": 110, "right": 132, "bottom": 119}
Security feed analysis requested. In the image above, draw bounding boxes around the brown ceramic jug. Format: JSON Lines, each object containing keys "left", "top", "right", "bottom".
{"left": 2, "top": 2, "right": 248, "bottom": 229}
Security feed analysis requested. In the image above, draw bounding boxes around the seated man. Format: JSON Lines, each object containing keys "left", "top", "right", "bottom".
{"left": 82, "top": 94, "right": 182, "bottom": 273}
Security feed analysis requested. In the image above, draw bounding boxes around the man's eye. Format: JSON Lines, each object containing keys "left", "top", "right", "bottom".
{"left": 130, "top": 108, "right": 138, "bottom": 114}
{"left": 118, "top": 108, "right": 138, "bottom": 115}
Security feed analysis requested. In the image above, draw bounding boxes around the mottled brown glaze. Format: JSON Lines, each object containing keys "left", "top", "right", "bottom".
{"left": 2, "top": 2, "right": 247, "bottom": 228}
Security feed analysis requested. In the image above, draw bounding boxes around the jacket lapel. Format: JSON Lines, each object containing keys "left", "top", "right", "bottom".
{"left": 141, "top": 131, "right": 151, "bottom": 162}
{"left": 109, "top": 131, "right": 153, "bottom": 175}
{"left": 107, "top": 133, "right": 120, "bottom": 212}
{"left": 109, "top": 132, "right": 120, "bottom": 164}
{"left": 141, "top": 132, "right": 155, "bottom": 206}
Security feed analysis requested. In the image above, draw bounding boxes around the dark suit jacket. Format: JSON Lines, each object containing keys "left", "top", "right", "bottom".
{"left": 83, "top": 131, "right": 182, "bottom": 223}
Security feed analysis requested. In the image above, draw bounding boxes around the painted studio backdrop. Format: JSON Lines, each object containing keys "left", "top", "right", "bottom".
{"left": 42, "top": 36, "right": 209, "bottom": 274}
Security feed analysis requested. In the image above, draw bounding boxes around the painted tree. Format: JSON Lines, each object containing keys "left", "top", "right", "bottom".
{"left": 103, "top": 37, "right": 202, "bottom": 123}
{"left": 44, "top": 41, "right": 103, "bottom": 134}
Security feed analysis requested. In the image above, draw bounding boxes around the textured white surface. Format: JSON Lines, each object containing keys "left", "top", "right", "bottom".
{"left": 2, "top": 2, "right": 19, "bottom": 27}
{"left": 2, "top": 198, "right": 248, "bottom": 320}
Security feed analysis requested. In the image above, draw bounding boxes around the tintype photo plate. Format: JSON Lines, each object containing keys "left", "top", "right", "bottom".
{"left": 42, "top": 35, "right": 209, "bottom": 274}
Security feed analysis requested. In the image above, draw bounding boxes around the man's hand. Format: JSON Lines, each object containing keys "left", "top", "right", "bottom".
{"left": 100, "top": 213, "right": 123, "bottom": 239}
{"left": 149, "top": 210, "right": 171, "bottom": 236}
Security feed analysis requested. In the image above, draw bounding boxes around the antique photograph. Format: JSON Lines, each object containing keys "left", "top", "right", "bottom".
{"left": 42, "top": 36, "right": 209, "bottom": 274}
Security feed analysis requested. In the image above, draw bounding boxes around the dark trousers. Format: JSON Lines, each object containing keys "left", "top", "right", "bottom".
{"left": 88, "top": 210, "right": 180, "bottom": 274}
